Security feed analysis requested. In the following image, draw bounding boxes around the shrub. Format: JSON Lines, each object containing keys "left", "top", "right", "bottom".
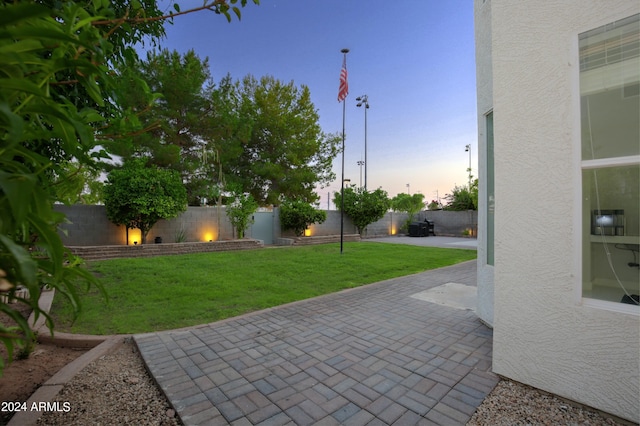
{"left": 280, "top": 200, "right": 327, "bottom": 236}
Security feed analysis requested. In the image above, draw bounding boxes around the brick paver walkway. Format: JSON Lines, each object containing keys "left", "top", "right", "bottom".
{"left": 134, "top": 260, "right": 498, "bottom": 425}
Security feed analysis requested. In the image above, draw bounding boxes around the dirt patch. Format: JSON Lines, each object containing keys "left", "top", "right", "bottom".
{"left": 0, "top": 302, "right": 87, "bottom": 425}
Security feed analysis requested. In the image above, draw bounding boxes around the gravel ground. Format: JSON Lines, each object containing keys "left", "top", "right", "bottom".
{"left": 37, "top": 339, "right": 181, "bottom": 426}
{"left": 468, "top": 380, "right": 628, "bottom": 426}
{"left": 35, "top": 339, "right": 629, "bottom": 425}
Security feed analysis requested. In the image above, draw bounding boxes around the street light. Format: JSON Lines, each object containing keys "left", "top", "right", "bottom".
{"left": 465, "top": 144, "right": 472, "bottom": 187}
{"left": 356, "top": 95, "right": 369, "bottom": 190}
{"left": 406, "top": 183, "right": 410, "bottom": 195}
{"left": 357, "top": 160, "right": 364, "bottom": 188}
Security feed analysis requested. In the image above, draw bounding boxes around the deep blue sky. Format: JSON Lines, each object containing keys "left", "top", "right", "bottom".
{"left": 147, "top": 0, "right": 477, "bottom": 207}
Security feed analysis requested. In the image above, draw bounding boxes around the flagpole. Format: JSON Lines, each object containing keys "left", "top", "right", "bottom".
{"left": 339, "top": 48, "right": 349, "bottom": 254}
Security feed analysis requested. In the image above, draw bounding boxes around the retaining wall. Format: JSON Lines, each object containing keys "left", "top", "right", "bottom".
{"left": 68, "top": 239, "right": 263, "bottom": 261}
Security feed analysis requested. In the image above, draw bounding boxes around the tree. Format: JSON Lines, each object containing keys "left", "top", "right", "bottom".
{"left": 333, "top": 187, "right": 390, "bottom": 235}
{"left": 110, "top": 49, "right": 216, "bottom": 204}
{"left": 225, "top": 186, "right": 258, "bottom": 239}
{"left": 280, "top": 200, "right": 327, "bottom": 236}
{"left": 444, "top": 178, "right": 478, "bottom": 211}
{"left": 0, "top": 0, "right": 257, "bottom": 374}
{"left": 391, "top": 193, "right": 425, "bottom": 231}
{"left": 115, "top": 63, "right": 339, "bottom": 208}
{"left": 222, "top": 75, "right": 341, "bottom": 205}
{"left": 103, "top": 160, "right": 187, "bottom": 244}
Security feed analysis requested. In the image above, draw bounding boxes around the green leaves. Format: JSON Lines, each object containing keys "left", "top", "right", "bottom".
{"left": 0, "top": 0, "right": 163, "bottom": 374}
{"left": 444, "top": 180, "right": 478, "bottom": 211}
{"left": 103, "top": 159, "right": 187, "bottom": 244}
{"left": 225, "top": 187, "right": 258, "bottom": 239}
{"left": 334, "top": 186, "right": 391, "bottom": 235}
{"left": 116, "top": 52, "right": 337, "bottom": 207}
{"left": 222, "top": 75, "right": 338, "bottom": 205}
{"left": 0, "top": 0, "right": 262, "bottom": 374}
{"left": 391, "top": 192, "right": 426, "bottom": 229}
{"left": 279, "top": 199, "right": 327, "bottom": 237}
{"left": 0, "top": 3, "right": 49, "bottom": 27}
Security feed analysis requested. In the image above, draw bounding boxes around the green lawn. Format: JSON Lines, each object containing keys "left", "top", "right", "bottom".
{"left": 49, "top": 242, "right": 476, "bottom": 335}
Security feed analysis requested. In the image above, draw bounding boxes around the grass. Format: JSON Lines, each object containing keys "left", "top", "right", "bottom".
{"left": 49, "top": 242, "right": 476, "bottom": 335}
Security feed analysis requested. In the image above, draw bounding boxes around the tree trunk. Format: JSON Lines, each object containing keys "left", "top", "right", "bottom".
{"left": 141, "top": 225, "right": 150, "bottom": 245}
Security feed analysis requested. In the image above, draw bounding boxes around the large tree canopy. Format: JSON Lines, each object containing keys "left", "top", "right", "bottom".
{"left": 110, "top": 49, "right": 215, "bottom": 203}
{"left": 116, "top": 52, "right": 341, "bottom": 206}
{"left": 227, "top": 75, "right": 341, "bottom": 205}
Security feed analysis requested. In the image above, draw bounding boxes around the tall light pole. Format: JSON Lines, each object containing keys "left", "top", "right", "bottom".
{"left": 465, "top": 144, "right": 472, "bottom": 187}
{"left": 356, "top": 95, "right": 369, "bottom": 190}
{"left": 406, "top": 183, "right": 410, "bottom": 195}
{"left": 357, "top": 160, "right": 364, "bottom": 188}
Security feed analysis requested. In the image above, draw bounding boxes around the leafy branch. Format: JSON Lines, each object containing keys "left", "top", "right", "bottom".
{"left": 92, "top": 0, "right": 260, "bottom": 26}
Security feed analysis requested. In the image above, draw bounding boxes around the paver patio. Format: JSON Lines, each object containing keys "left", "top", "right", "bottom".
{"left": 134, "top": 259, "right": 498, "bottom": 425}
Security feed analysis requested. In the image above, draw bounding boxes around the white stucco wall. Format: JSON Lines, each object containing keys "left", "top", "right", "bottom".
{"left": 481, "top": 1, "right": 640, "bottom": 422}
{"left": 474, "top": 0, "right": 494, "bottom": 327}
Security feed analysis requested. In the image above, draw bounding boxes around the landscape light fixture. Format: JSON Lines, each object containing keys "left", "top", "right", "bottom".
{"left": 355, "top": 95, "right": 369, "bottom": 190}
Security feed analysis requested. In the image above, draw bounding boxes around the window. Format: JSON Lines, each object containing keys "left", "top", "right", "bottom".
{"left": 580, "top": 14, "right": 640, "bottom": 306}
{"left": 486, "top": 112, "right": 494, "bottom": 266}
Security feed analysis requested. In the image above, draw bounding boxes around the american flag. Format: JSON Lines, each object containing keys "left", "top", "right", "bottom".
{"left": 338, "top": 56, "right": 348, "bottom": 102}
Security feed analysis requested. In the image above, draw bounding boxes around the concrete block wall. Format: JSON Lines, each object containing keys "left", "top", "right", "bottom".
{"left": 148, "top": 207, "right": 234, "bottom": 244}
{"left": 305, "top": 210, "right": 476, "bottom": 238}
{"left": 55, "top": 205, "right": 124, "bottom": 245}
{"left": 293, "top": 210, "right": 358, "bottom": 238}
{"left": 419, "top": 210, "right": 478, "bottom": 237}
{"left": 56, "top": 205, "right": 234, "bottom": 246}
{"left": 55, "top": 205, "right": 477, "bottom": 246}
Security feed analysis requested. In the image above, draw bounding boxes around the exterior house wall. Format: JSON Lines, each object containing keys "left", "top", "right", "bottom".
{"left": 474, "top": 0, "right": 494, "bottom": 326}
{"left": 476, "top": 0, "right": 639, "bottom": 421}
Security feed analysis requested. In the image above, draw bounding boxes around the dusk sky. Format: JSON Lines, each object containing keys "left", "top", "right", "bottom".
{"left": 145, "top": 0, "right": 477, "bottom": 208}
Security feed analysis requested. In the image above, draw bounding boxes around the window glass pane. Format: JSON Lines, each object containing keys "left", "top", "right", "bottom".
{"left": 486, "top": 112, "right": 494, "bottom": 266}
{"left": 582, "top": 165, "right": 639, "bottom": 304}
{"left": 580, "top": 14, "right": 640, "bottom": 161}
{"left": 580, "top": 14, "right": 640, "bottom": 305}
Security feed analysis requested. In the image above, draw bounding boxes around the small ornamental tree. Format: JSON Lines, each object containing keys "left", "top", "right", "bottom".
{"left": 333, "top": 186, "right": 390, "bottom": 235}
{"left": 280, "top": 199, "right": 327, "bottom": 236}
{"left": 103, "top": 159, "right": 187, "bottom": 244}
{"left": 225, "top": 187, "right": 258, "bottom": 239}
{"left": 391, "top": 193, "right": 425, "bottom": 231}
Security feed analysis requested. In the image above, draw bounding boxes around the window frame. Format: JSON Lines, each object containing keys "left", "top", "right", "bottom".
{"left": 577, "top": 14, "right": 640, "bottom": 314}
